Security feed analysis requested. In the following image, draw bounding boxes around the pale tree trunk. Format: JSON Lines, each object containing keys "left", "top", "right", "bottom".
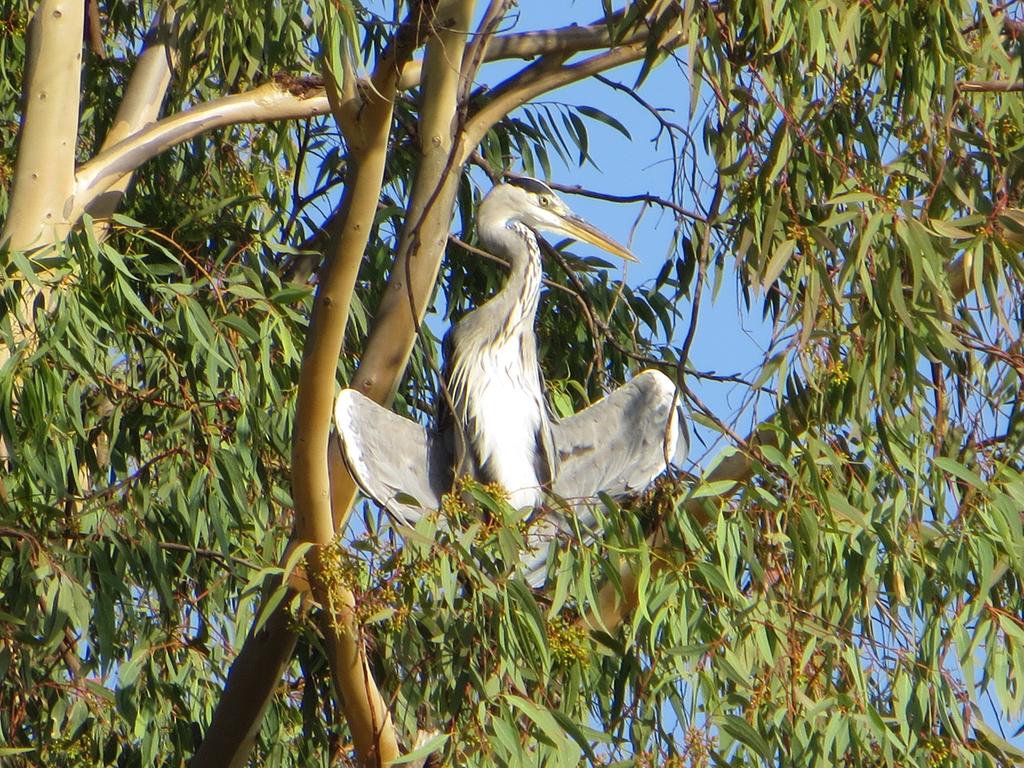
{"left": 0, "top": 0, "right": 84, "bottom": 476}
{"left": 2, "top": 0, "right": 83, "bottom": 252}
{"left": 195, "top": 2, "right": 451, "bottom": 764}
{"left": 1, "top": 3, "right": 176, "bottom": 357}
{"left": 346, "top": 0, "right": 480, "bottom": 419}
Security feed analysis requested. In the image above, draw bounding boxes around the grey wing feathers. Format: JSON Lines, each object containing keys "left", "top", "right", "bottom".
{"left": 552, "top": 369, "right": 687, "bottom": 503}
{"left": 333, "top": 389, "right": 450, "bottom": 527}
{"left": 522, "top": 369, "right": 687, "bottom": 587}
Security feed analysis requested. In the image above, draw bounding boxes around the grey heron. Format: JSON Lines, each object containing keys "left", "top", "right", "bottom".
{"left": 334, "top": 178, "right": 687, "bottom": 584}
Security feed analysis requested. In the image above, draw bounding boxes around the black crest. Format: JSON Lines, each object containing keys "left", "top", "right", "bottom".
{"left": 506, "top": 176, "right": 555, "bottom": 197}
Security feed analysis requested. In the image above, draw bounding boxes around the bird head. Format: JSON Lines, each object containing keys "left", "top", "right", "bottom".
{"left": 481, "top": 177, "right": 637, "bottom": 262}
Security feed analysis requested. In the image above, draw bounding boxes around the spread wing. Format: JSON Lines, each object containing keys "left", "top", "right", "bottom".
{"left": 552, "top": 369, "right": 688, "bottom": 502}
{"left": 521, "top": 369, "right": 688, "bottom": 586}
{"left": 333, "top": 389, "right": 450, "bottom": 527}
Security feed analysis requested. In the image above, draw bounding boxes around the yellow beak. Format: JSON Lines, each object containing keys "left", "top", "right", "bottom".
{"left": 557, "top": 213, "right": 638, "bottom": 262}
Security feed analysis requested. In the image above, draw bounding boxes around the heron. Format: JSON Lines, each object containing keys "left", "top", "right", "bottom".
{"left": 334, "top": 177, "right": 687, "bottom": 584}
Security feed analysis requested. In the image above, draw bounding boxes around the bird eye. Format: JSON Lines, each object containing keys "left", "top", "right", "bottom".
{"left": 539, "top": 196, "right": 550, "bottom": 207}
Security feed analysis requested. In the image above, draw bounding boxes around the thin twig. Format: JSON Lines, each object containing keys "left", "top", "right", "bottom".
{"left": 458, "top": 0, "right": 516, "bottom": 107}
{"left": 282, "top": 121, "right": 313, "bottom": 246}
{"left": 957, "top": 80, "right": 1024, "bottom": 92}
{"left": 592, "top": 72, "right": 694, "bottom": 193}
{"left": 506, "top": 170, "right": 709, "bottom": 223}
{"left": 961, "top": 2, "right": 1023, "bottom": 34}
{"left": 678, "top": 183, "right": 721, "bottom": 370}
{"left": 156, "top": 541, "right": 262, "bottom": 571}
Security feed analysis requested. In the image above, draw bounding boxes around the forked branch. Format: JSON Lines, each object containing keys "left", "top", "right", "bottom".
{"left": 461, "top": 2, "right": 685, "bottom": 154}
{"left": 291, "top": 2, "right": 445, "bottom": 766}
{"left": 197, "top": 4, "right": 442, "bottom": 765}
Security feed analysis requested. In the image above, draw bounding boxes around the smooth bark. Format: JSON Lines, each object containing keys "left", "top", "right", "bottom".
{"left": 349, "top": 0, "right": 477, "bottom": 407}
{"left": 85, "top": 7, "right": 178, "bottom": 227}
{"left": 74, "top": 77, "right": 330, "bottom": 219}
{"left": 2, "top": 0, "right": 84, "bottom": 250}
{"left": 247, "top": 5, "right": 442, "bottom": 766}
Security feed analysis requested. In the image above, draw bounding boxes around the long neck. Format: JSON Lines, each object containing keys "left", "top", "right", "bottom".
{"left": 480, "top": 220, "right": 542, "bottom": 345}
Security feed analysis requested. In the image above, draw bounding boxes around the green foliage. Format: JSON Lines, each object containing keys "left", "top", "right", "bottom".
{"left": 0, "top": 220, "right": 314, "bottom": 765}
{"left": 1, "top": 0, "right": 1023, "bottom": 766}
{"left": 345, "top": 482, "right": 653, "bottom": 766}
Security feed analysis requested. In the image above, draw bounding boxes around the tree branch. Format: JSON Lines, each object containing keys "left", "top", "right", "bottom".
{"left": 69, "top": 5, "right": 691, "bottom": 232}
{"left": 191, "top": 592, "right": 303, "bottom": 768}
{"left": 347, "top": 0, "right": 476, "bottom": 409}
{"left": 289, "top": 3, "right": 447, "bottom": 767}
{"left": 397, "top": 5, "right": 675, "bottom": 90}
{"left": 461, "top": 3, "right": 685, "bottom": 155}
{"left": 509, "top": 173, "right": 709, "bottom": 223}
{"left": 196, "top": 4, "right": 442, "bottom": 764}
{"left": 85, "top": 6, "right": 178, "bottom": 227}
{"left": 314, "top": 4, "right": 477, "bottom": 764}
{"left": 457, "top": 0, "right": 515, "bottom": 106}
{"left": 73, "top": 75, "right": 330, "bottom": 217}
{"left": 85, "top": 0, "right": 104, "bottom": 58}
{"left": 957, "top": 79, "right": 1024, "bottom": 92}
{"left": 301, "top": 4, "right": 477, "bottom": 765}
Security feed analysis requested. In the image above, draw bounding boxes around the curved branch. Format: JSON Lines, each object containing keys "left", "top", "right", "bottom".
{"left": 197, "top": 5, "right": 442, "bottom": 765}
{"left": 191, "top": 587, "right": 303, "bottom": 768}
{"left": 72, "top": 76, "right": 330, "bottom": 217}
{"left": 458, "top": 0, "right": 515, "bottom": 105}
{"left": 291, "top": 3, "right": 452, "bottom": 767}
{"left": 70, "top": 4, "right": 692, "bottom": 227}
{"left": 312, "top": 6, "right": 477, "bottom": 762}
{"left": 348, "top": 0, "right": 477, "bottom": 408}
{"left": 461, "top": 5, "right": 687, "bottom": 154}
